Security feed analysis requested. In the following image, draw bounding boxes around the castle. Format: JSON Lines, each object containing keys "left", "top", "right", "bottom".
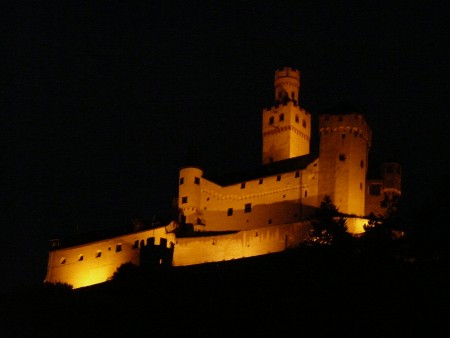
{"left": 44, "top": 67, "right": 401, "bottom": 289}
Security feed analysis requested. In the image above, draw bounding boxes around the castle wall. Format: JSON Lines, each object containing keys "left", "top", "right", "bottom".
{"left": 179, "top": 160, "right": 320, "bottom": 232}
{"left": 44, "top": 227, "right": 175, "bottom": 289}
{"left": 172, "top": 221, "right": 312, "bottom": 266}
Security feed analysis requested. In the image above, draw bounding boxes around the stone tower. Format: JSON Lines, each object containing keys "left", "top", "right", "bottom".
{"left": 262, "top": 67, "right": 311, "bottom": 164}
{"left": 318, "top": 113, "right": 372, "bottom": 216}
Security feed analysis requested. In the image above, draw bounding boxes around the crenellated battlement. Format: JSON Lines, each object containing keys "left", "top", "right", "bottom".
{"left": 275, "top": 67, "right": 300, "bottom": 80}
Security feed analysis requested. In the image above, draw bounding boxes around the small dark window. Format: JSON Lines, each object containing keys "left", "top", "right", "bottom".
{"left": 179, "top": 177, "right": 184, "bottom": 185}
{"left": 259, "top": 178, "right": 263, "bottom": 184}
{"left": 354, "top": 131, "right": 358, "bottom": 137}
{"left": 194, "top": 177, "right": 200, "bottom": 184}
{"left": 370, "top": 184, "right": 382, "bottom": 195}
{"left": 291, "top": 92, "right": 295, "bottom": 99}
{"left": 341, "top": 134, "right": 346, "bottom": 139}
{"left": 277, "top": 175, "right": 281, "bottom": 181}
{"left": 96, "top": 251, "right": 102, "bottom": 258}
{"left": 241, "top": 182, "right": 246, "bottom": 189}
{"left": 227, "top": 208, "right": 233, "bottom": 216}
{"left": 339, "top": 154, "right": 346, "bottom": 161}
{"left": 78, "top": 255, "right": 83, "bottom": 261}
{"left": 269, "top": 116, "right": 274, "bottom": 125}
{"left": 302, "top": 119, "right": 306, "bottom": 128}
{"left": 279, "top": 114, "right": 284, "bottom": 122}
{"left": 181, "top": 196, "right": 188, "bottom": 204}
{"left": 116, "top": 244, "right": 122, "bottom": 252}
{"left": 360, "top": 160, "right": 364, "bottom": 168}
{"left": 244, "top": 203, "right": 252, "bottom": 213}
{"left": 295, "top": 115, "right": 299, "bottom": 123}
{"left": 295, "top": 171, "right": 300, "bottom": 178}
{"left": 268, "top": 219, "right": 272, "bottom": 224}
{"left": 60, "top": 258, "right": 66, "bottom": 264}
{"left": 304, "top": 190, "right": 308, "bottom": 197}
{"left": 133, "top": 240, "right": 139, "bottom": 249}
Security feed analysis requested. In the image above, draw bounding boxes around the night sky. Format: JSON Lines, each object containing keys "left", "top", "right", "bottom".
{"left": 3, "top": 1, "right": 449, "bottom": 292}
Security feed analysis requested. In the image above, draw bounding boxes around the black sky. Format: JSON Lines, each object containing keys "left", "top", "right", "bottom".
{"left": 3, "top": 1, "right": 449, "bottom": 292}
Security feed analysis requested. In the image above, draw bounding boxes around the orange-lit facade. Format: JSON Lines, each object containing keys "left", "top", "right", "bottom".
{"left": 44, "top": 67, "right": 400, "bottom": 288}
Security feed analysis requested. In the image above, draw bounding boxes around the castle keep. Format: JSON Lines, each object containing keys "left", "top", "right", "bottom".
{"left": 44, "top": 67, "right": 401, "bottom": 289}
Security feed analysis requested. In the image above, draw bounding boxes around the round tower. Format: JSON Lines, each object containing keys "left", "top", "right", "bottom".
{"left": 381, "top": 162, "right": 402, "bottom": 196}
{"left": 318, "top": 113, "right": 372, "bottom": 216}
{"left": 274, "top": 67, "right": 300, "bottom": 104}
{"left": 178, "top": 167, "right": 203, "bottom": 225}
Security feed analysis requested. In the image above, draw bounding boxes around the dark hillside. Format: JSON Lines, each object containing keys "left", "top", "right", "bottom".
{"left": 2, "top": 247, "right": 449, "bottom": 337}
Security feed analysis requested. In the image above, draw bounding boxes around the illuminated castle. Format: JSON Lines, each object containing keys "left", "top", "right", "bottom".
{"left": 44, "top": 67, "right": 401, "bottom": 289}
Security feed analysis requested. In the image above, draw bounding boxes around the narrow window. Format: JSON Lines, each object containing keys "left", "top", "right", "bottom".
{"left": 241, "top": 182, "right": 246, "bottom": 189}
{"left": 302, "top": 119, "right": 306, "bottom": 128}
{"left": 258, "top": 178, "right": 263, "bottom": 184}
{"left": 339, "top": 154, "right": 346, "bottom": 161}
{"left": 269, "top": 116, "right": 274, "bottom": 125}
{"left": 369, "top": 184, "right": 382, "bottom": 195}
{"left": 116, "top": 244, "right": 122, "bottom": 253}
{"left": 295, "top": 115, "right": 299, "bottom": 123}
{"left": 277, "top": 175, "right": 281, "bottom": 181}
{"left": 179, "top": 177, "right": 184, "bottom": 185}
{"left": 227, "top": 208, "right": 233, "bottom": 216}
{"left": 354, "top": 131, "right": 358, "bottom": 137}
{"left": 194, "top": 177, "right": 200, "bottom": 184}
{"left": 181, "top": 196, "right": 188, "bottom": 204}
{"left": 295, "top": 171, "right": 300, "bottom": 178}
{"left": 360, "top": 160, "right": 364, "bottom": 168}
{"left": 244, "top": 203, "right": 252, "bottom": 213}
{"left": 78, "top": 255, "right": 83, "bottom": 261}
{"left": 291, "top": 91, "right": 295, "bottom": 99}
{"left": 96, "top": 251, "right": 102, "bottom": 258}
{"left": 304, "top": 190, "right": 308, "bottom": 197}
{"left": 60, "top": 258, "right": 66, "bottom": 264}
{"left": 279, "top": 114, "right": 284, "bottom": 122}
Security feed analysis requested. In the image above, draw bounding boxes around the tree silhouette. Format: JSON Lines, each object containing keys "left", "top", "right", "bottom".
{"left": 308, "top": 195, "right": 352, "bottom": 246}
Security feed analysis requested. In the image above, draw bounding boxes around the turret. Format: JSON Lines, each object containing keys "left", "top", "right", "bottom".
{"left": 178, "top": 167, "right": 203, "bottom": 225}
{"left": 262, "top": 67, "right": 311, "bottom": 164}
{"left": 274, "top": 67, "right": 300, "bottom": 104}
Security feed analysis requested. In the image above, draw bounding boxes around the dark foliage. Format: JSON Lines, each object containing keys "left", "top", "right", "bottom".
{"left": 308, "top": 195, "right": 353, "bottom": 246}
